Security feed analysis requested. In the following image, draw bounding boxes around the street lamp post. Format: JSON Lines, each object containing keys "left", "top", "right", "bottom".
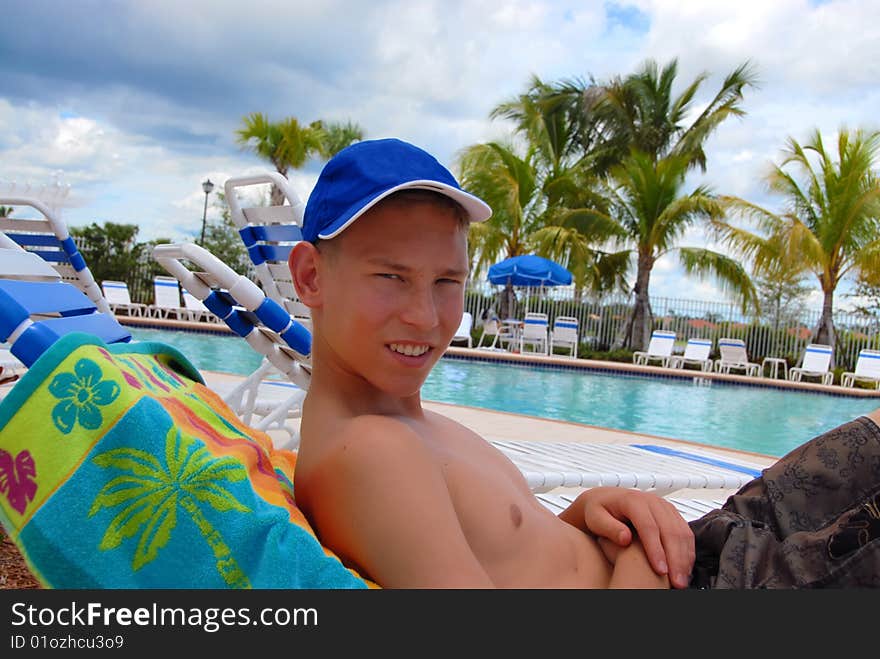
{"left": 199, "top": 178, "right": 214, "bottom": 245}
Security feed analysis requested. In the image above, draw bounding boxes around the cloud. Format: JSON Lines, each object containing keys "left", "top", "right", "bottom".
{"left": 1, "top": 0, "right": 877, "bottom": 305}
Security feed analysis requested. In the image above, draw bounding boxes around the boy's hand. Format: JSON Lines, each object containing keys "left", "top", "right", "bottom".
{"left": 562, "top": 487, "right": 695, "bottom": 589}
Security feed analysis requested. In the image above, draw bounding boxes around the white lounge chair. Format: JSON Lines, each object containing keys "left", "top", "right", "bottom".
{"left": 153, "top": 242, "right": 310, "bottom": 448}
{"left": 550, "top": 315, "right": 579, "bottom": 358}
{"left": 520, "top": 312, "right": 550, "bottom": 355}
{"left": 151, "top": 275, "right": 188, "bottom": 320}
{"left": 450, "top": 312, "right": 474, "bottom": 348}
{"left": 788, "top": 343, "right": 834, "bottom": 385}
{"left": 633, "top": 330, "right": 676, "bottom": 367}
{"left": 490, "top": 439, "right": 763, "bottom": 496}
{"left": 182, "top": 287, "right": 216, "bottom": 324}
{"left": 101, "top": 280, "right": 149, "bottom": 317}
{"left": 714, "top": 337, "right": 760, "bottom": 376}
{"left": 0, "top": 184, "right": 112, "bottom": 315}
{"left": 668, "top": 337, "right": 713, "bottom": 372}
{"left": 841, "top": 349, "right": 880, "bottom": 390}
{"left": 224, "top": 172, "right": 311, "bottom": 323}
{"left": 476, "top": 314, "right": 515, "bottom": 351}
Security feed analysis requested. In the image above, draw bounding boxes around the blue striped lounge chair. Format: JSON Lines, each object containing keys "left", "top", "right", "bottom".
{"left": 841, "top": 349, "right": 880, "bottom": 390}
{"left": 788, "top": 343, "right": 834, "bottom": 386}
{"left": 550, "top": 315, "right": 579, "bottom": 358}
{"left": 669, "top": 337, "right": 713, "bottom": 372}
{"left": 633, "top": 330, "right": 676, "bottom": 367}
{"left": 0, "top": 188, "right": 112, "bottom": 316}
{"left": 714, "top": 337, "right": 760, "bottom": 376}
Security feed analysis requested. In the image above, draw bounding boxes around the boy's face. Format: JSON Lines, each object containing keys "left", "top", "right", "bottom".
{"left": 305, "top": 199, "right": 469, "bottom": 398}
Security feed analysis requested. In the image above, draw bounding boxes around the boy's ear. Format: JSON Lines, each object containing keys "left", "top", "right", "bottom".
{"left": 289, "top": 242, "right": 322, "bottom": 308}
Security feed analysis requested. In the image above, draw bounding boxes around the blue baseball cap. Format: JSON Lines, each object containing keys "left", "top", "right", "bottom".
{"left": 302, "top": 138, "right": 492, "bottom": 242}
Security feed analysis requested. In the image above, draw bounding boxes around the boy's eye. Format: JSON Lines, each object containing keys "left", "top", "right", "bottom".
{"left": 377, "top": 273, "right": 401, "bottom": 280}
{"left": 438, "top": 278, "right": 463, "bottom": 285}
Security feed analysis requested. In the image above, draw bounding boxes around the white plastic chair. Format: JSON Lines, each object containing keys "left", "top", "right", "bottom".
{"left": 151, "top": 275, "right": 187, "bottom": 320}
{"left": 476, "top": 316, "right": 515, "bottom": 351}
{"left": 0, "top": 184, "right": 112, "bottom": 315}
{"left": 841, "top": 349, "right": 880, "bottom": 389}
{"left": 450, "top": 312, "right": 474, "bottom": 348}
{"left": 520, "top": 312, "right": 549, "bottom": 355}
{"left": 182, "top": 287, "right": 216, "bottom": 324}
{"left": 668, "top": 338, "right": 713, "bottom": 372}
{"left": 788, "top": 343, "right": 834, "bottom": 385}
{"left": 550, "top": 315, "right": 579, "bottom": 358}
{"left": 714, "top": 338, "right": 760, "bottom": 376}
{"left": 101, "top": 280, "right": 149, "bottom": 318}
{"left": 224, "top": 172, "right": 310, "bottom": 322}
{"left": 632, "top": 330, "right": 676, "bottom": 367}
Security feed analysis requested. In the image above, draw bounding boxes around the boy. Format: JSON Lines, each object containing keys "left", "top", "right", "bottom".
{"left": 288, "top": 138, "right": 694, "bottom": 588}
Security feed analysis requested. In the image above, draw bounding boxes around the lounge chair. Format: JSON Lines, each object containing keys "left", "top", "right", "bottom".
{"left": 520, "top": 312, "right": 550, "bottom": 355}
{"left": 668, "top": 337, "right": 713, "bottom": 372}
{"left": 476, "top": 313, "right": 515, "bottom": 351}
{"left": 714, "top": 337, "right": 760, "bottom": 376}
{"left": 182, "top": 287, "right": 216, "bottom": 324}
{"left": 153, "top": 242, "right": 310, "bottom": 447}
{"left": 550, "top": 315, "right": 579, "bottom": 358}
{"left": 632, "top": 330, "right": 676, "bottom": 367}
{"left": 788, "top": 343, "right": 834, "bottom": 385}
{"left": 151, "top": 275, "right": 188, "bottom": 320}
{"left": 0, "top": 240, "right": 131, "bottom": 368}
{"left": 0, "top": 186, "right": 112, "bottom": 315}
{"left": 450, "top": 311, "right": 474, "bottom": 348}
{"left": 101, "top": 279, "right": 150, "bottom": 317}
{"left": 490, "top": 439, "right": 762, "bottom": 496}
{"left": 841, "top": 348, "right": 880, "bottom": 390}
{"left": 224, "top": 172, "right": 311, "bottom": 323}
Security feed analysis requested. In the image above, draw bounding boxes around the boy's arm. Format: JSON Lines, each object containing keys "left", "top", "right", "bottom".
{"left": 304, "top": 418, "right": 495, "bottom": 588}
{"left": 597, "top": 537, "right": 671, "bottom": 589}
{"left": 558, "top": 487, "right": 694, "bottom": 589}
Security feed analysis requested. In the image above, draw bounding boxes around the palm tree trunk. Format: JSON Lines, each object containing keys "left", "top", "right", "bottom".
{"left": 614, "top": 254, "right": 654, "bottom": 351}
{"left": 179, "top": 495, "right": 252, "bottom": 589}
{"left": 813, "top": 287, "right": 837, "bottom": 365}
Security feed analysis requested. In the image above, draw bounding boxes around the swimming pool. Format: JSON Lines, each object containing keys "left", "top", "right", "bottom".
{"left": 127, "top": 326, "right": 879, "bottom": 457}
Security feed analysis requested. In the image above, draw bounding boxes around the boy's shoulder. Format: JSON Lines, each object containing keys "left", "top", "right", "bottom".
{"left": 296, "top": 412, "right": 439, "bottom": 501}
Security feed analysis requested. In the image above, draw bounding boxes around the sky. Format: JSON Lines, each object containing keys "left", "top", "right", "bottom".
{"left": 2, "top": 0, "right": 879, "bottom": 310}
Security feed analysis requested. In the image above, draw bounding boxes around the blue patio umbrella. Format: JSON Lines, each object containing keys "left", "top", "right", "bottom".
{"left": 487, "top": 254, "right": 572, "bottom": 287}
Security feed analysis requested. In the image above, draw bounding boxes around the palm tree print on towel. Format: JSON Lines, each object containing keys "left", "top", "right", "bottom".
{"left": 88, "top": 427, "right": 253, "bottom": 588}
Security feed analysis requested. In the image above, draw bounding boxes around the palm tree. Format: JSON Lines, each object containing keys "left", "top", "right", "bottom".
{"left": 464, "top": 79, "right": 618, "bottom": 307}
{"left": 717, "top": 127, "right": 880, "bottom": 353}
{"left": 564, "top": 150, "right": 757, "bottom": 350}
{"left": 0, "top": 205, "right": 12, "bottom": 217}
{"left": 236, "top": 113, "right": 363, "bottom": 205}
{"left": 89, "top": 427, "right": 253, "bottom": 588}
{"left": 555, "top": 58, "right": 757, "bottom": 174}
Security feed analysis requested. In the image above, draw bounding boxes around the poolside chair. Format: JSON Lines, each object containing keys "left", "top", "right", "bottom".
{"left": 450, "top": 311, "right": 474, "bottom": 348}
{"left": 490, "top": 439, "right": 763, "bottom": 496}
{"left": 224, "top": 171, "right": 311, "bottom": 323}
{"left": 668, "top": 337, "right": 713, "bottom": 372}
{"left": 0, "top": 184, "right": 112, "bottom": 316}
{"left": 151, "top": 275, "right": 188, "bottom": 320}
{"left": 632, "top": 330, "right": 676, "bottom": 367}
{"left": 0, "top": 240, "right": 131, "bottom": 368}
{"left": 153, "top": 242, "right": 311, "bottom": 447}
{"left": 475, "top": 312, "right": 515, "bottom": 351}
{"left": 714, "top": 337, "right": 760, "bottom": 376}
{"left": 520, "top": 312, "right": 550, "bottom": 356}
{"left": 101, "top": 279, "right": 150, "bottom": 317}
{"left": 550, "top": 315, "right": 579, "bottom": 358}
{"left": 182, "top": 287, "right": 216, "bottom": 324}
{"left": 788, "top": 343, "right": 834, "bottom": 385}
{"left": 841, "top": 348, "right": 880, "bottom": 390}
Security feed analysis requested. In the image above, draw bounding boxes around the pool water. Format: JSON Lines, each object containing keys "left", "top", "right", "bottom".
{"left": 128, "top": 327, "right": 879, "bottom": 457}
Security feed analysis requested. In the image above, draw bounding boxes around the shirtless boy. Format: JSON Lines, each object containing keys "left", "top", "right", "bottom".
{"left": 288, "top": 138, "right": 695, "bottom": 588}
